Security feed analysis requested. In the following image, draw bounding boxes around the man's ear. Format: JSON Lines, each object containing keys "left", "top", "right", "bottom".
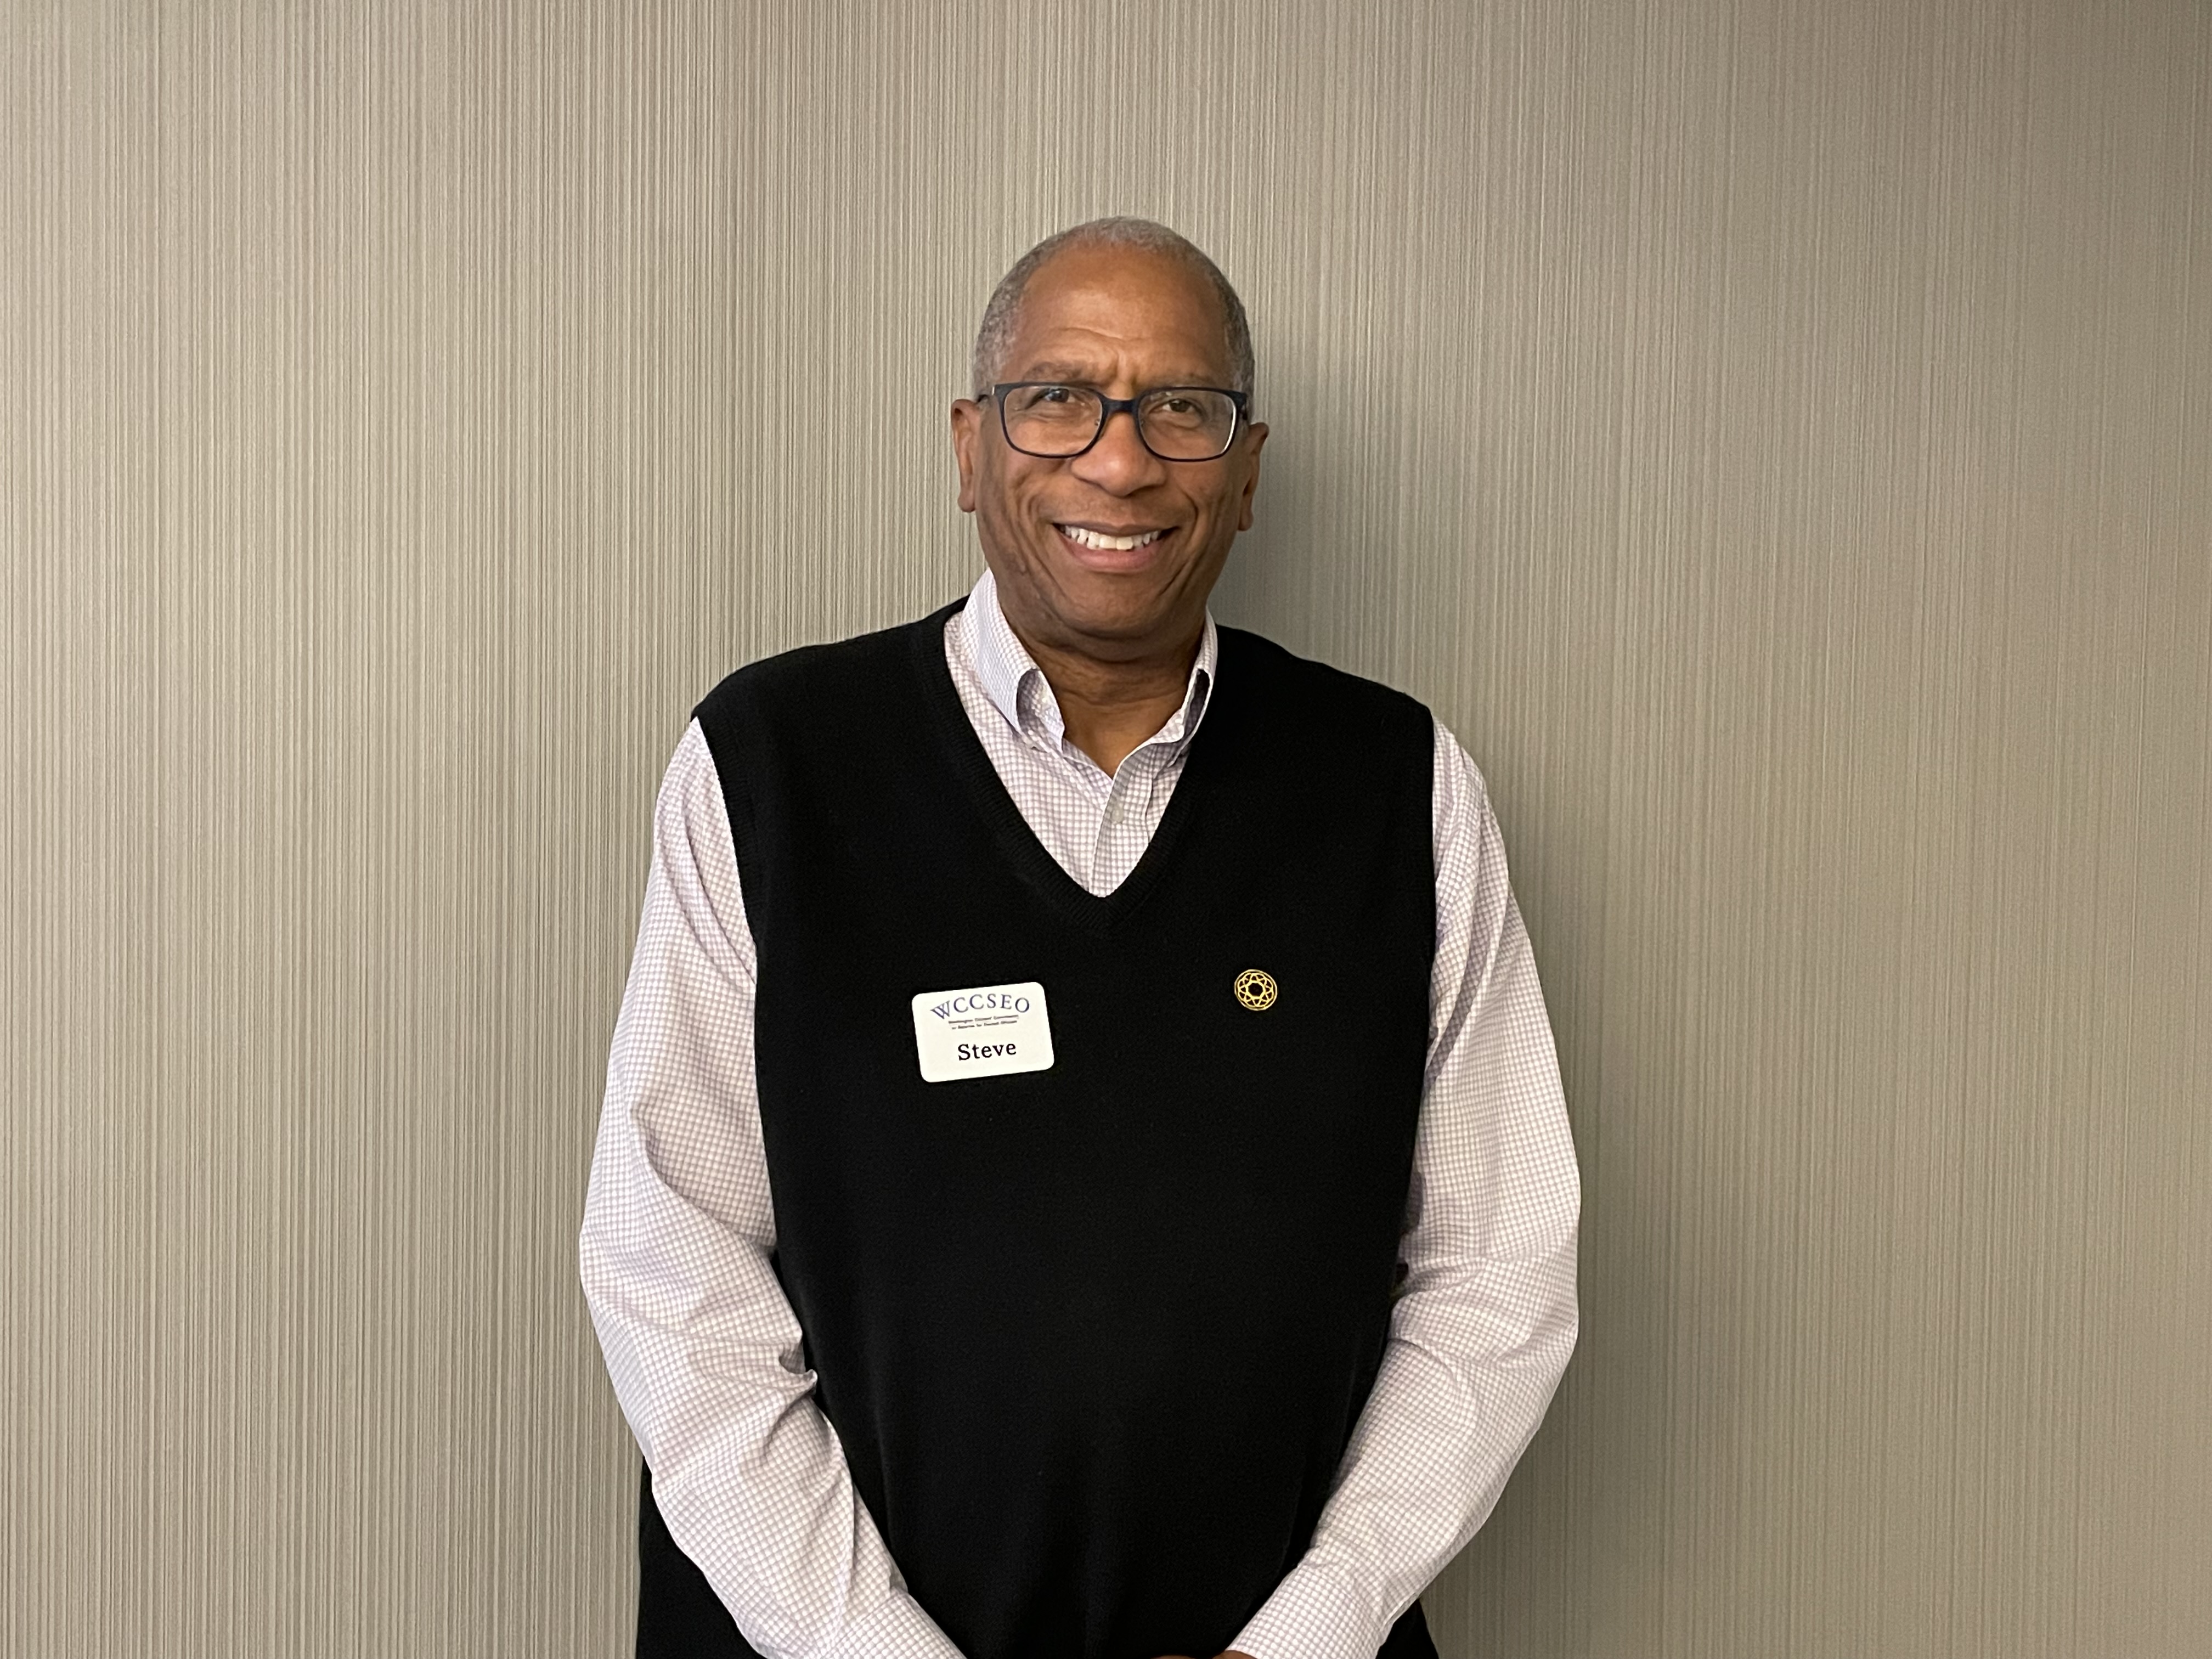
{"left": 1234, "top": 421, "right": 1268, "bottom": 533}
{"left": 950, "top": 398, "right": 983, "bottom": 514}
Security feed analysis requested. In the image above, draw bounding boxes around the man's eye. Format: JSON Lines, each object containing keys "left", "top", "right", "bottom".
{"left": 1036, "top": 385, "right": 1076, "bottom": 403}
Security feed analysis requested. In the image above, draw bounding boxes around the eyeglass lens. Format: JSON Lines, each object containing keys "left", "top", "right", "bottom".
{"left": 1000, "top": 385, "right": 1239, "bottom": 460}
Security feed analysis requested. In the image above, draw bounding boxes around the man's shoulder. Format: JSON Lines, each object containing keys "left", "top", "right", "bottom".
{"left": 1216, "top": 623, "right": 1434, "bottom": 736}
{"left": 693, "top": 601, "right": 962, "bottom": 729}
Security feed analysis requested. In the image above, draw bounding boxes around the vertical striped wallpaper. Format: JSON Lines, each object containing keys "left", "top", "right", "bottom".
{"left": 4, "top": 2, "right": 2207, "bottom": 1655}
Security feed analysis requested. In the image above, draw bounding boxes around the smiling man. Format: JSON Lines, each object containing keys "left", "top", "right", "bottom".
{"left": 580, "top": 218, "right": 1580, "bottom": 1659}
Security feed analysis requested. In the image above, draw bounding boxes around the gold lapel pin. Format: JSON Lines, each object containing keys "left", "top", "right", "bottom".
{"left": 1233, "top": 968, "right": 1278, "bottom": 1011}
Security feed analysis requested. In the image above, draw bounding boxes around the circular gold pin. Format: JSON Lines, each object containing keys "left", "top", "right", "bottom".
{"left": 1233, "top": 968, "right": 1278, "bottom": 1011}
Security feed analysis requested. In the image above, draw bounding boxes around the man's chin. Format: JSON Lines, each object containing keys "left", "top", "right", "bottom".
{"left": 1009, "top": 583, "right": 1191, "bottom": 658}
{"left": 983, "top": 527, "right": 1214, "bottom": 654}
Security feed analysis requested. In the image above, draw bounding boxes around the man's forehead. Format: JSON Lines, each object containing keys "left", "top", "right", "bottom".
{"left": 1000, "top": 249, "right": 1232, "bottom": 377}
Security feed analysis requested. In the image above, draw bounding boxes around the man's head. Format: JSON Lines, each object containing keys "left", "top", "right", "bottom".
{"left": 951, "top": 218, "right": 1267, "bottom": 666}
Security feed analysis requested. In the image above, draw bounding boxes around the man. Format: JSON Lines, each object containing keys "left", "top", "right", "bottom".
{"left": 580, "top": 217, "right": 1579, "bottom": 1659}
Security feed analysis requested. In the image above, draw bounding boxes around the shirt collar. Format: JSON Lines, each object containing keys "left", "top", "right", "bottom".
{"left": 958, "top": 568, "right": 1217, "bottom": 757}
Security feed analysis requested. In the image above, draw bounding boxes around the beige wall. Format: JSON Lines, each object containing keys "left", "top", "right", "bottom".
{"left": 5, "top": 2, "right": 2208, "bottom": 1655}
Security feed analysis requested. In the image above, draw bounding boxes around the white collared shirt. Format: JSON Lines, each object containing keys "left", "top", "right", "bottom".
{"left": 580, "top": 571, "right": 1581, "bottom": 1659}
{"left": 953, "top": 568, "right": 1218, "bottom": 895}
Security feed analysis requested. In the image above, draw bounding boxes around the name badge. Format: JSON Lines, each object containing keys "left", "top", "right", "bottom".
{"left": 910, "top": 981, "right": 1054, "bottom": 1083}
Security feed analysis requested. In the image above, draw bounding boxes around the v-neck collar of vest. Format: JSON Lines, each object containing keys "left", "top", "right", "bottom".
{"left": 910, "top": 599, "right": 1222, "bottom": 938}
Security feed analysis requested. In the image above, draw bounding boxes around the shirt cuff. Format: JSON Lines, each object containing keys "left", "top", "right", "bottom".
{"left": 820, "top": 1588, "right": 966, "bottom": 1659}
{"left": 1228, "top": 1561, "right": 1389, "bottom": 1659}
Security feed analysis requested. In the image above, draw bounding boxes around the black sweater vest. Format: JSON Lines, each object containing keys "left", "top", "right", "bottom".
{"left": 649, "top": 603, "right": 1439, "bottom": 1659}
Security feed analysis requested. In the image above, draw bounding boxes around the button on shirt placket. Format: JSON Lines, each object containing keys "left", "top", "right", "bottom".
{"left": 1031, "top": 721, "right": 1175, "bottom": 892}
{"left": 1102, "top": 740, "right": 1171, "bottom": 881}
{"left": 995, "top": 607, "right": 1210, "bottom": 899}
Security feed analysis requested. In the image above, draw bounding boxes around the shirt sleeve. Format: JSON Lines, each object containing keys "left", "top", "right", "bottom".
{"left": 1229, "top": 719, "right": 1582, "bottom": 1659}
{"left": 578, "top": 719, "right": 966, "bottom": 1659}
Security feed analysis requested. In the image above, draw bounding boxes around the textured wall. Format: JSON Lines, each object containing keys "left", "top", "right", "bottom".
{"left": 5, "top": 2, "right": 2208, "bottom": 1656}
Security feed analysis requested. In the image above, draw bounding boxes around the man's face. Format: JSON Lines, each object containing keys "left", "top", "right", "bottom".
{"left": 950, "top": 245, "right": 1268, "bottom": 661}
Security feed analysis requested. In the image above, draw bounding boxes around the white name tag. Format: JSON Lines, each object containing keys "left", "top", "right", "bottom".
{"left": 910, "top": 980, "right": 1054, "bottom": 1083}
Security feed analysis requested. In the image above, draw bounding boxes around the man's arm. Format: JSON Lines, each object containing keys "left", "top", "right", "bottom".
{"left": 578, "top": 720, "right": 964, "bottom": 1659}
{"left": 1228, "top": 721, "right": 1582, "bottom": 1659}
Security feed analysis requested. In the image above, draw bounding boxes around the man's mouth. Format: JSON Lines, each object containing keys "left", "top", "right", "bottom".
{"left": 1056, "top": 524, "right": 1169, "bottom": 552}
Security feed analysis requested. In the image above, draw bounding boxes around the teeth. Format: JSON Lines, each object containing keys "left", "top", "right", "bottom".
{"left": 1060, "top": 525, "right": 1165, "bottom": 552}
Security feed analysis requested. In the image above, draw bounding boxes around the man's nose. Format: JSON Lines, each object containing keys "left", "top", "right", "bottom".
{"left": 1070, "top": 407, "right": 1166, "bottom": 494}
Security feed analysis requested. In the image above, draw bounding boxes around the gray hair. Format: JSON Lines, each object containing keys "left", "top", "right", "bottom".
{"left": 970, "top": 217, "right": 1256, "bottom": 404}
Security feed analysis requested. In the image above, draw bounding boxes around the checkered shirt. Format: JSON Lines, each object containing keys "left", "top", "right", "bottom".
{"left": 579, "top": 571, "right": 1580, "bottom": 1659}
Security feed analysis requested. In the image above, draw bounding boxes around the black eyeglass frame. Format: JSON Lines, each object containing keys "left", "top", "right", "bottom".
{"left": 984, "top": 382, "right": 1252, "bottom": 462}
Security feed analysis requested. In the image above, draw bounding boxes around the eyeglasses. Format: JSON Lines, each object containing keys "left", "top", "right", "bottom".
{"left": 985, "top": 382, "right": 1249, "bottom": 462}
